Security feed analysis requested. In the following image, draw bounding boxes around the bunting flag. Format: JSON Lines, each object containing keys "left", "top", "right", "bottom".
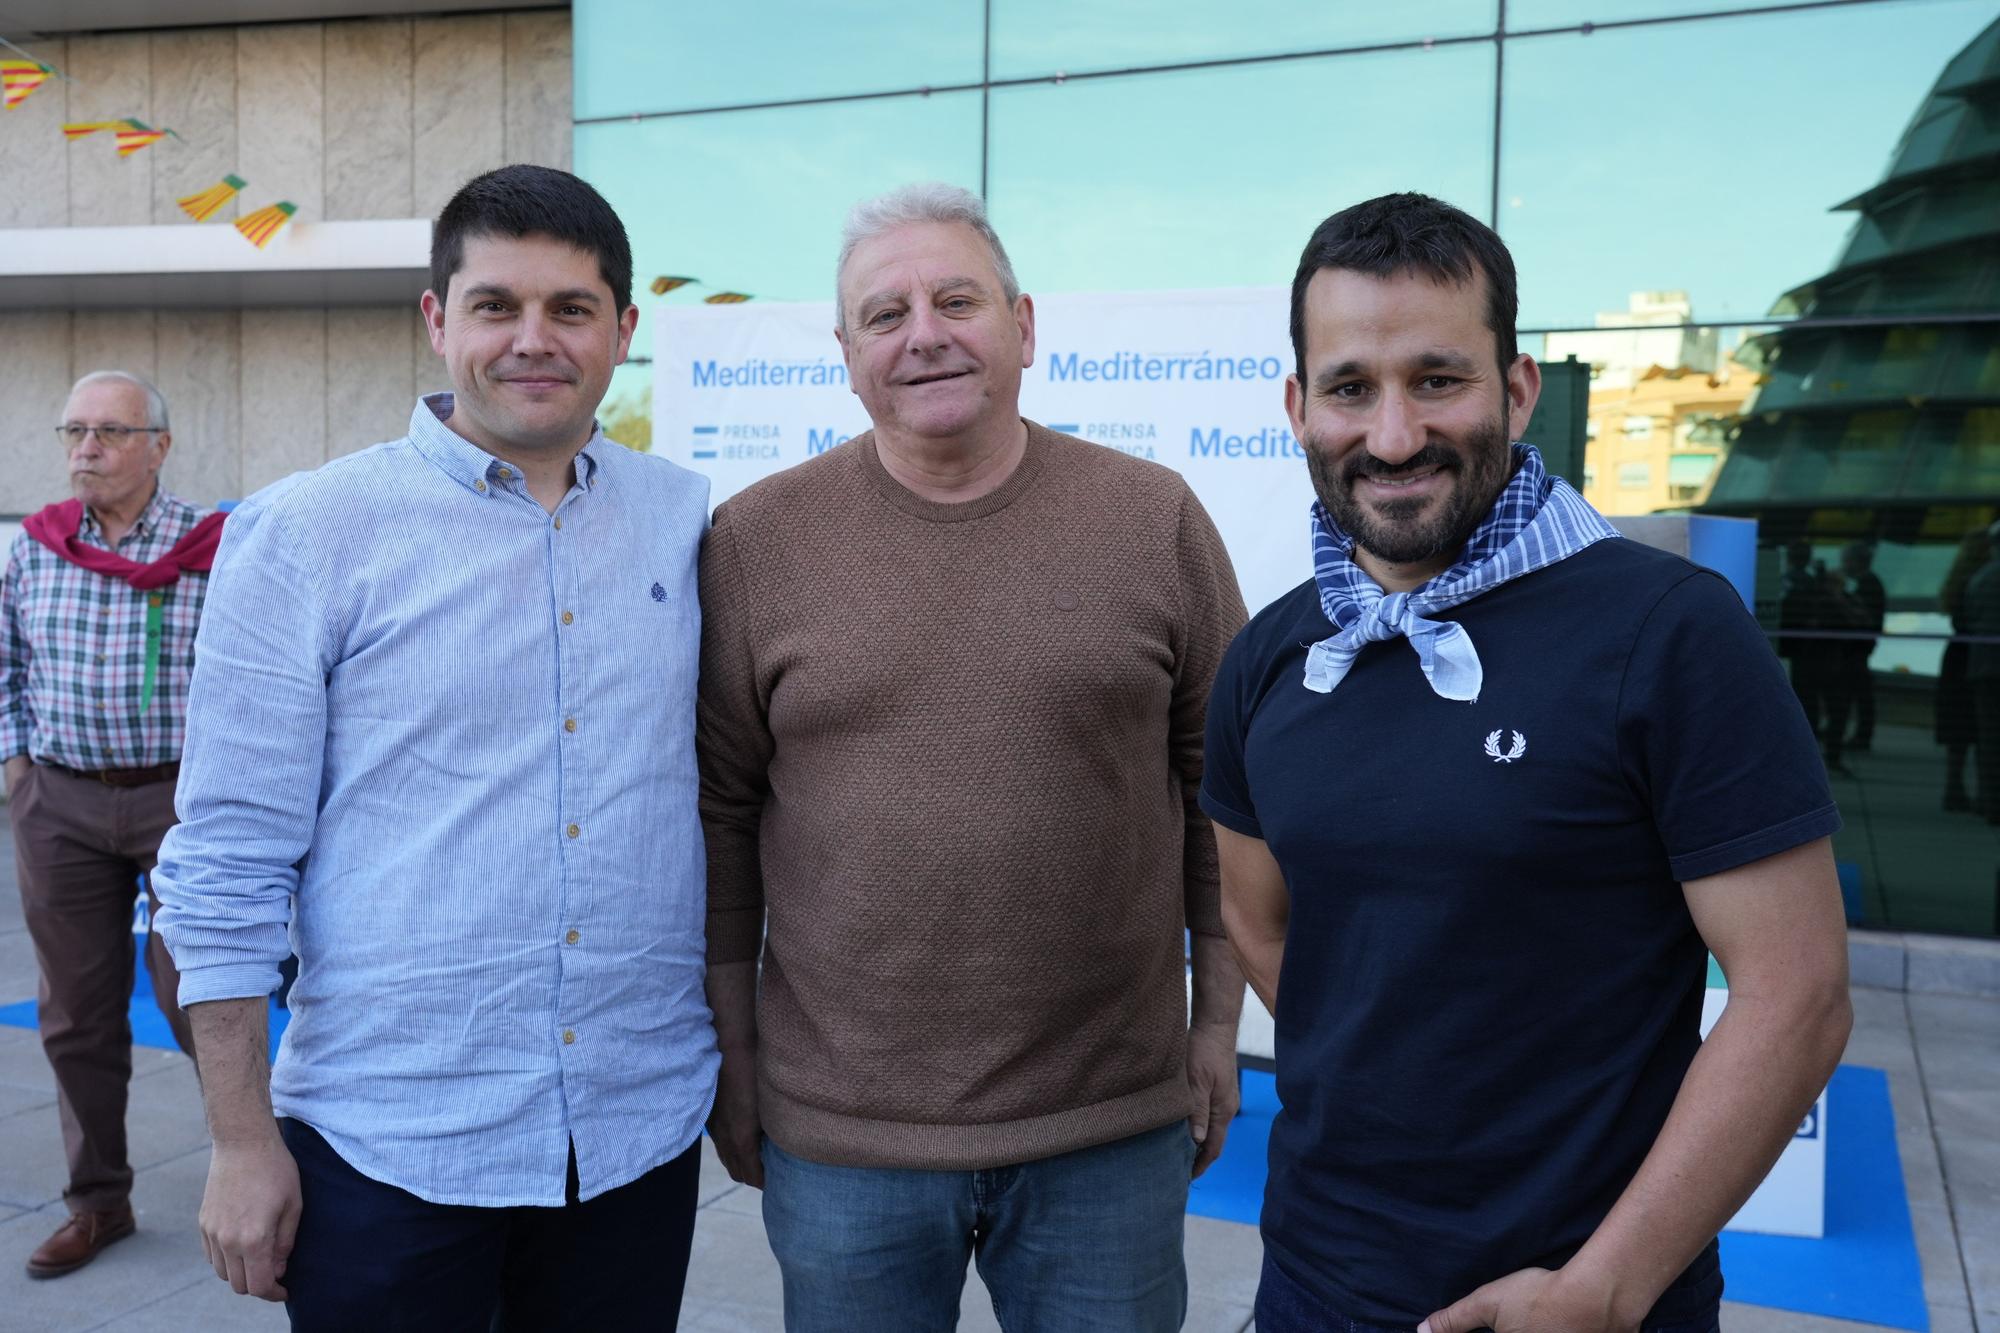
{"left": 234, "top": 200, "right": 296, "bottom": 248}
{"left": 115, "top": 120, "right": 174, "bottom": 156}
{"left": 63, "top": 120, "right": 125, "bottom": 139}
{"left": 703, "top": 291, "right": 752, "bottom": 304}
{"left": 177, "top": 174, "right": 246, "bottom": 222}
{"left": 650, "top": 275, "right": 699, "bottom": 296}
{"left": 1, "top": 60, "right": 53, "bottom": 110}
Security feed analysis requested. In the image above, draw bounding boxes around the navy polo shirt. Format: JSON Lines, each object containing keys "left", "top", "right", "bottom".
{"left": 1201, "top": 537, "right": 1839, "bottom": 1325}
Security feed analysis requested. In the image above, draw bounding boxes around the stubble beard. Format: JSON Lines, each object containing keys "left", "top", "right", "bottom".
{"left": 1305, "top": 406, "right": 1515, "bottom": 567}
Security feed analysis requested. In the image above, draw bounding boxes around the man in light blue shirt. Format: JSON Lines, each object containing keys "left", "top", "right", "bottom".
{"left": 152, "top": 164, "right": 717, "bottom": 1329}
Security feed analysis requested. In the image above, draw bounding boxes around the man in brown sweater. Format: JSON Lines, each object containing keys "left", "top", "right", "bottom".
{"left": 698, "top": 182, "right": 1247, "bottom": 1331}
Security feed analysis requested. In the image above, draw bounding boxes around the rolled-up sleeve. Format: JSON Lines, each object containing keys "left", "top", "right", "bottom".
{"left": 153, "top": 493, "right": 334, "bottom": 1005}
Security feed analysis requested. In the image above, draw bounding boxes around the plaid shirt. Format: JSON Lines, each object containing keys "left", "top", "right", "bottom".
{"left": 1, "top": 488, "right": 212, "bottom": 769}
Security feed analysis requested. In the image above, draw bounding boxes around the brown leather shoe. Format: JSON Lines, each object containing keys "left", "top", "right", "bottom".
{"left": 25, "top": 1206, "right": 135, "bottom": 1279}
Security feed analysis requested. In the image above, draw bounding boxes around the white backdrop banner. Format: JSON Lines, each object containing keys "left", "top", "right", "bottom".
{"left": 652, "top": 287, "right": 1316, "bottom": 614}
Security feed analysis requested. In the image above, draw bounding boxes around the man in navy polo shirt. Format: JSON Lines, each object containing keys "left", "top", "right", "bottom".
{"left": 1204, "top": 193, "right": 1853, "bottom": 1333}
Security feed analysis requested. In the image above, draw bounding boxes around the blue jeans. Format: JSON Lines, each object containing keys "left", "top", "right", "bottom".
{"left": 1254, "top": 1239, "right": 1725, "bottom": 1333}
{"left": 761, "top": 1119, "right": 1197, "bottom": 1332}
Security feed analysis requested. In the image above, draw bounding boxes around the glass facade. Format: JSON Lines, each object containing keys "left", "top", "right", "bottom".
{"left": 574, "top": 0, "right": 2000, "bottom": 938}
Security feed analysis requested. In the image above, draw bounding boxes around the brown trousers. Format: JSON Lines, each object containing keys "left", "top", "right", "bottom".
{"left": 9, "top": 762, "right": 196, "bottom": 1213}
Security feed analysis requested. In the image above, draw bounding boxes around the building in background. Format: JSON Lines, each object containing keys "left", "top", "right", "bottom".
{"left": 0, "top": 2, "right": 571, "bottom": 516}
{"left": 1545, "top": 290, "right": 1747, "bottom": 514}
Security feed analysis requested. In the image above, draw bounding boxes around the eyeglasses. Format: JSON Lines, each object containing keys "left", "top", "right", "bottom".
{"left": 54, "top": 424, "right": 162, "bottom": 450}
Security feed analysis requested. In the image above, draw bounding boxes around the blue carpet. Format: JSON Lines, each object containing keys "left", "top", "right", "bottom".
{"left": 1189, "top": 1066, "right": 1926, "bottom": 1330}
{"left": 0, "top": 935, "right": 288, "bottom": 1061}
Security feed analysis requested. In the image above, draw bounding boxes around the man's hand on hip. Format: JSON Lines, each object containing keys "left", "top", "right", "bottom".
{"left": 1186, "top": 1020, "right": 1240, "bottom": 1178}
{"left": 200, "top": 1130, "right": 301, "bottom": 1302}
{"left": 1420, "top": 1264, "right": 1634, "bottom": 1333}
{"left": 4, "top": 755, "right": 30, "bottom": 800}
{"left": 707, "top": 1047, "right": 765, "bottom": 1189}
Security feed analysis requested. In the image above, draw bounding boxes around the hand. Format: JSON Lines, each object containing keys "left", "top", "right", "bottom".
{"left": 199, "top": 1133, "right": 302, "bottom": 1302}
{"left": 4, "top": 756, "right": 29, "bottom": 801}
{"left": 1419, "top": 1265, "right": 1633, "bottom": 1333}
{"left": 707, "top": 1047, "right": 764, "bottom": 1189}
{"left": 1185, "top": 1021, "right": 1240, "bottom": 1178}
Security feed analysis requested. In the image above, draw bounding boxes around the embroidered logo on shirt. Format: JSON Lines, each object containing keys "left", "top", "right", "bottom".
{"left": 1484, "top": 729, "right": 1527, "bottom": 763}
{"left": 650, "top": 582, "right": 669, "bottom": 603}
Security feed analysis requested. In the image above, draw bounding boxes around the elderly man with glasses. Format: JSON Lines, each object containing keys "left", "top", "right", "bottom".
{"left": 3, "top": 369, "right": 223, "bottom": 1279}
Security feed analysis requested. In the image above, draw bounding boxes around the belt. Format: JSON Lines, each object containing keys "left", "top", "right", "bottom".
{"left": 39, "top": 760, "right": 180, "bottom": 789}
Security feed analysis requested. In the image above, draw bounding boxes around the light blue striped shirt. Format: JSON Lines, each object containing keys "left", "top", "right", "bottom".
{"left": 154, "top": 394, "right": 717, "bottom": 1206}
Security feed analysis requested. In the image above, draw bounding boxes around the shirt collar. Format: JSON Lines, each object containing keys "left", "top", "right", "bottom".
{"left": 80, "top": 484, "right": 169, "bottom": 546}
{"left": 406, "top": 392, "right": 606, "bottom": 496}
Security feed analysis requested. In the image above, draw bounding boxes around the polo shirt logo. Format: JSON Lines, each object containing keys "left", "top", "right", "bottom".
{"left": 1484, "top": 729, "right": 1527, "bottom": 763}
{"left": 650, "top": 582, "right": 669, "bottom": 603}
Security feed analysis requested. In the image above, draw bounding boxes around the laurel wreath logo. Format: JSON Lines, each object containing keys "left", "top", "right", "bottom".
{"left": 1484, "top": 729, "right": 1527, "bottom": 763}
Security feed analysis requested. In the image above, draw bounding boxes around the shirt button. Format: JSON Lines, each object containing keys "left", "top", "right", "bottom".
{"left": 561, "top": 611, "right": 574, "bottom": 625}
{"left": 565, "top": 929, "right": 580, "bottom": 945}
{"left": 474, "top": 479, "right": 487, "bottom": 493}
{"left": 497, "top": 466, "right": 512, "bottom": 481}
{"left": 567, "top": 822, "right": 580, "bottom": 838}
{"left": 553, "top": 517, "right": 563, "bottom": 531}
{"left": 564, "top": 718, "right": 576, "bottom": 734}
{"left": 562, "top": 1029, "right": 575, "bottom": 1045}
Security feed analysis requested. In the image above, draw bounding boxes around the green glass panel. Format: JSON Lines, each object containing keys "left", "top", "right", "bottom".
{"left": 574, "top": 93, "right": 984, "bottom": 361}
{"left": 990, "top": 0, "right": 1496, "bottom": 80}
{"left": 1770, "top": 409, "right": 1915, "bottom": 499}
{"left": 1899, "top": 408, "right": 2000, "bottom": 495}
{"left": 987, "top": 45, "right": 1493, "bottom": 296}
{"left": 1499, "top": 1, "right": 2000, "bottom": 329}
{"left": 573, "top": 0, "right": 983, "bottom": 119}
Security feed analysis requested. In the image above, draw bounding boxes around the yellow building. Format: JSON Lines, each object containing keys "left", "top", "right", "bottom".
{"left": 1580, "top": 359, "right": 1759, "bottom": 515}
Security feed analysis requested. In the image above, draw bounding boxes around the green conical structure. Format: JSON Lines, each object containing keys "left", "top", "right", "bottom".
{"left": 1701, "top": 16, "right": 2000, "bottom": 547}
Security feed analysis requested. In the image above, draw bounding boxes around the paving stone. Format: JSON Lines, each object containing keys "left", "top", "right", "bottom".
{"left": 1912, "top": 1200, "right": 1972, "bottom": 1306}
{"left": 0, "top": 1146, "right": 218, "bottom": 1333}
{"left": 1959, "top": 1200, "right": 2000, "bottom": 1320}
{"left": 93, "top": 1270, "right": 289, "bottom": 1331}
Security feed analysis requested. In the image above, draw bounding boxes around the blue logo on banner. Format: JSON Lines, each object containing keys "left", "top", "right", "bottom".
{"left": 691, "top": 424, "right": 718, "bottom": 460}
{"left": 1796, "top": 1106, "right": 1820, "bottom": 1140}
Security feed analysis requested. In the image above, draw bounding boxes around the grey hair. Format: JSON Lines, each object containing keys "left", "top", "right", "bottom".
{"left": 835, "top": 182, "right": 1020, "bottom": 333}
{"left": 68, "top": 370, "right": 170, "bottom": 431}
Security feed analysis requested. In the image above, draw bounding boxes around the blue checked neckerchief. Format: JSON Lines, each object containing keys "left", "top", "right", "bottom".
{"left": 1304, "top": 443, "right": 1620, "bottom": 701}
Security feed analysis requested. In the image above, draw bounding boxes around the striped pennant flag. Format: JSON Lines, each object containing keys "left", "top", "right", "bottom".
{"left": 1, "top": 60, "right": 53, "bottom": 110}
{"left": 650, "top": 275, "right": 699, "bottom": 296}
{"left": 234, "top": 200, "right": 296, "bottom": 249}
{"left": 177, "top": 174, "right": 246, "bottom": 222}
{"left": 703, "top": 291, "right": 752, "bottom": 304}
{"left": 63, "top": 120, "right": 126, "bottom": 139}
{"left": 115, "top": 120, "right": 171, "bottom": 156}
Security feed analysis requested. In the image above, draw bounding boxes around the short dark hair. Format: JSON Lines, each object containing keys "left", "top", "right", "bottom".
{"left": 1289, "top": 192, "right": 1518, "bottom": 380}
{"left": 431, "top": 164, "right": 634, "bottom": 312}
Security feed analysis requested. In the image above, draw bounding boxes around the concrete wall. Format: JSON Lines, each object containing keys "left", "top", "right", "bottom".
{"left": 0, "top": 9, "right": 571, "bottom": 513}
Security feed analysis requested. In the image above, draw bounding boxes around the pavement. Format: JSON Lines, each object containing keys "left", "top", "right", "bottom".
{"left": 0, "top": 820, "right": 1994, "bottom": 1331}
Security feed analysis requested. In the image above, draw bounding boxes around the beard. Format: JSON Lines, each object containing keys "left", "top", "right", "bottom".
{"left": 1304, "top": 406, "right": 1515, "bottom": 567}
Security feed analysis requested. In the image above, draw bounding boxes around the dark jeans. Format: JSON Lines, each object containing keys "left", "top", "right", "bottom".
{"left": 1254, "top": 1239, "right": 1724, "bottom": 1333}
{"left": 279, "top": 1118, "right": 700, "bottom": 1333}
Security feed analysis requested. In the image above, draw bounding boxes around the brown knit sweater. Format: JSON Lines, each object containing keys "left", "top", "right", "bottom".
{"left": 697, "top": 421, "right": 1246, "bottom": 1170}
